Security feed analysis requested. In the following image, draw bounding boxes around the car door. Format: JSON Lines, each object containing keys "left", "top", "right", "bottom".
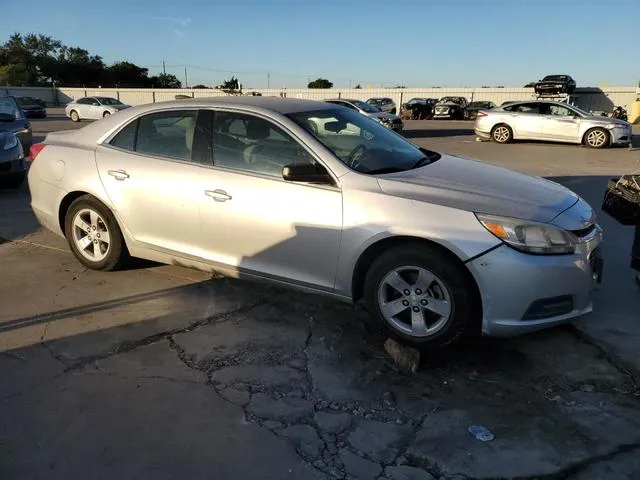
{"left": 95, "top": 108, "right": 209, "bottom": 257}
{"left": 540, "top": 103, "right": 581, "bottom": 141}
{"left": 87, "top": 98, "right": 103, "bottom": 119}
{"left": 197, "top": 109, "right": 343, "bottom": 291}
{"left": 506, "top": 102, "right": 545, "bottom": 139}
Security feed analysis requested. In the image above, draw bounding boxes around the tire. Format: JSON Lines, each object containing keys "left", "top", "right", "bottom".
{"left": 0, "top": 173, "right": 25, "bottom": 189}
{"left": 390, "top": 108, "right": 396, "bottom": 115}
{"left": 363, "top": 244, "right": 477, "bottom": 348}
{"left": 583, "top": 127, "right": 609, "bottom": 149}
{"left": 64, "top": 195, "right": 129, "bottom": 271}
{"left": 491, "top": 124, "right": 513, "bottom": 144}
{"left": 70, "top": 110, "right": 80, "bottom": 122}
{"left": 103, "top": 111, "right": 111, "bottom": 118}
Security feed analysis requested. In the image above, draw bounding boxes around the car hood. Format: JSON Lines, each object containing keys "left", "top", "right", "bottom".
{"left": 588, "top": 116, "right": 630, "bottom": 127}
{"left": 376, "top": 154, "right": 578, "bottom": 223}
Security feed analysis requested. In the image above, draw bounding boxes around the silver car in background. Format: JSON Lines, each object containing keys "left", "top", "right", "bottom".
{"left": 28, "top": 97, "right": 602, "bottom": 348}
{"left": 325, "top": 98, "right": 403, "bottom": 132}
{"left": 65, "top": 96, "right": 130, "bottom": 122}
{"left": 475, "top": 100, "right": 632, "bottom": 148}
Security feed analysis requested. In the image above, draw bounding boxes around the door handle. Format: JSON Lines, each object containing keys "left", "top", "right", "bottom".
{"left": 108, "top": 169, "right": 129, "bottom": 181}
{"left": 205, "top": 189, "right": 232, "bottom": 202}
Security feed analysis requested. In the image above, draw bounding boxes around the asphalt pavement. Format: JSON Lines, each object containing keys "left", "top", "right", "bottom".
{"left": 1, "top": 111, "right": 639, "bottom": 480}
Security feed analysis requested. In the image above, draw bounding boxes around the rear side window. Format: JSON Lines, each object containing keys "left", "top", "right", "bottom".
{"left": 108, "top": 110, "right": 208, "bottom": 164}
{"left": 504, "top": 103, "right": 539, "bottom": 114}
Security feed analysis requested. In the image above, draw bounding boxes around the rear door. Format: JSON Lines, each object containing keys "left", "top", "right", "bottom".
{"left": 505, "top": 102, "right": 545, "bottom": 139}
{"left": 540, "top": 103, "right": 581, "bottom": 141}
{"left": 95, "top": 108, "right": 211, "bottom": 257}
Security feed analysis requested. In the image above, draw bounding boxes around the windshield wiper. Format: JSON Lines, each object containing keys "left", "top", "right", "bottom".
{"left": 410, "top": 156, "right": 432, "bottom": 169}
{"left": 364, "top": 167, "right": 404, "bottom": 175}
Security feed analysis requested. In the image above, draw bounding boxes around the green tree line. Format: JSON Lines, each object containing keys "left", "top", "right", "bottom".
{"left": 0, "top": 33, "right": 181, "bottom": 88}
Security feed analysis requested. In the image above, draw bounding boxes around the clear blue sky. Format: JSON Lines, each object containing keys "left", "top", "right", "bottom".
{"left": 2, "top": 0, "right": 638, "bottom": 88}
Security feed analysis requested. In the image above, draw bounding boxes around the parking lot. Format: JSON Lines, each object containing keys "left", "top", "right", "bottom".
{"left": 1, "top": 109, "right": 640, "bottom": 480}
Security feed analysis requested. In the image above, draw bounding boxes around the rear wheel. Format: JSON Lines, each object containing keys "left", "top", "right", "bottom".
{"left": 103, "top": 111, "right": 111, "bottom": 118}
{"left": 363, "top": 244, "right": 476, "bottom": 348}
{"left": 64, "top": 195, "right": 129, "bottom": 271}
{"left": 70, "top": 110, "right": 79, "bottom": 122}
{"left": 491, "top": 124, "right": 513, "bottom": 144}
{"left": 584, "top": 128, "right": 609, "bottom": 149}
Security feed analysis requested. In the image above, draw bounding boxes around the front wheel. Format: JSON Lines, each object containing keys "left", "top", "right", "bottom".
{"left": 363, "top": 244, "right": 477, "bottom": 348}
{"left": 64, "top": 195, "right": 129, "bottom": 271}
{"left": 584, "top": 128, "right": 609, "bottom": 149}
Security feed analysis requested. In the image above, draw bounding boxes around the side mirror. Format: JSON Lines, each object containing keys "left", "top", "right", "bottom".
{"left": 0, "top": 112, "right": 16, "bottom": 122}
{"left": 282, "top": 163, "right": 333, "bottom": 184}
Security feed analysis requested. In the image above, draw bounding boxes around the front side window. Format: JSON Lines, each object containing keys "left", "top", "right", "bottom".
{"left": 288, "top": 108, "right": 440, "bottom": 175}
{"left": 211, "top": 111, "right": 313, "bottom": 177}
{"left": 108, "top": 110, "right": 199, "bottom": 162}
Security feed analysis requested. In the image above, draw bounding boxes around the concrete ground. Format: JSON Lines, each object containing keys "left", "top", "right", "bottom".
{"left": 1, "top": 110, "right": 639, "bottom": 480}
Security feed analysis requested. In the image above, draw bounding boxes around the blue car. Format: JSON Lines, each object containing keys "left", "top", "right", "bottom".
{"left": 0, "top": 96, "right": 33, "bottom": 153}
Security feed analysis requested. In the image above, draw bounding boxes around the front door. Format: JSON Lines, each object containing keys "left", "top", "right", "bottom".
{"left": 95, "top": 108, "right": 207, "bottom": 257}
{"left": 197, "top": 110, "right": 343, "bottom": 291}
{"left": 540, "top": 103, "right": 581, "bottom": 140}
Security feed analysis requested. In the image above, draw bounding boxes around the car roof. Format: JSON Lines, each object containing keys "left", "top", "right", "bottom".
{"left": 326, "top": 98, "right": 357, "bottom": 104}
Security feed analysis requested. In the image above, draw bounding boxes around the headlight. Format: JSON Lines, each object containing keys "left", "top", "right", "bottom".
{"left": 3, "top": 134, "right": 18, "bottom": 151}
{"left": 475, "top": 213, "right": 577, "bottom": 254}
{"left": 606, "top": 123, "right": 625, "bottom": 129}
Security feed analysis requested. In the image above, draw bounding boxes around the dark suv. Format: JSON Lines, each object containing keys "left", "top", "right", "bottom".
{"left": 534, "top": 75, "right": 577, "bottom": 96}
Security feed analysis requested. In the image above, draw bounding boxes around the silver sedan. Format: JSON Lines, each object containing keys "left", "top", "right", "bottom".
{"left": 475, "top": 100, "right": 632, "bottom": 148}
{"left": 28, "top": 97, "right": 602, "bottom": 348}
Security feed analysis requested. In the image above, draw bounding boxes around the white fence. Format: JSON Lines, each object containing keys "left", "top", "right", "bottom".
{"left": 3, "top": 85, "right": 639, "bottom": 113}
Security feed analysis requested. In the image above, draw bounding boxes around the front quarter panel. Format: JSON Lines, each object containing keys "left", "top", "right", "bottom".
{"left": 334, "top": 174, "right": 501, "bottom": 296}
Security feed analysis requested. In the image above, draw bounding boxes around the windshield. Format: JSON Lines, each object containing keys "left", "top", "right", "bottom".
{"left": 439, "top": 97, "right": 462, "bottom": 104}
{"left": 406, "top": 98, "right": 426, "bottom": 105}
{"left": 287, "top": 108, "right": 440, "bottom": 175}
{"left": 96, "top": 97, "right": 123, "bottom": 106}
{"left": 352, "top": 100, "right": 380, "bottom": 113}
{"left": 569, "top": 105, "right": 592, "bottom": 117}
{"left": 367, "top": 98, "right": 383, "bottom": 105}
{"left": 15, "top": 97, "right": 35, "bottom": 107}
{"left": 0, "top": 97, "right": 20, "bottom": 117}
{"left": 543, "top": 75, "right": 568, "bottom": 81}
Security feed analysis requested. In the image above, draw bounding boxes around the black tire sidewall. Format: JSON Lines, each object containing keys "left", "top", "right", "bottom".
{"left": 363, "top": 245, "right": 475, "bottom": 348}
{"left": 64, "top": 196, "right": 127, "bottom": 271}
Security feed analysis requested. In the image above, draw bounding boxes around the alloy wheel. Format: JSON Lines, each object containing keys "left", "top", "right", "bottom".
{"left": 377, "top": 266, "right": 453, "bottom": 338}
{"left": 587, "top": 129, "right": 607, "bottom": 148}
{"left": 493, "top": 126, "right": 510, "bottom": 143}
{"left": 72, "top": 208, "right": 111, "bottom": 262}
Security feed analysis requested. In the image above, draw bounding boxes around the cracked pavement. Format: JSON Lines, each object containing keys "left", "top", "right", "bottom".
{"left": 1, "top": 118, "right": 639, "bottom": 479}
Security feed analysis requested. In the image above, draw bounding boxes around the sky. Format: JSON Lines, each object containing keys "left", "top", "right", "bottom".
{"left": 2, "top": 0, "right": 638, "bottom": 89}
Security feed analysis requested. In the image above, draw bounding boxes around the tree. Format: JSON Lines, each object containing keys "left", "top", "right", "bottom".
{"left": 524, "top": 82, "right": 536, "bottom": 88}
{"left": 308, "top": 78, "right": 332, "bottom": 89}
{"left": 217, "top": 76, "right": 241, "bottom": 93}
{"left": 108, "top": 61, "right": 151, "bottom": 87}
{"left": 354, "top": 84, "right": 362, "bottom": 89}
{"left": 149, "top": 73, "right": 181, "bottom": 88}
{"left": 192, "top": 84, "right": 210, "bottom": 89}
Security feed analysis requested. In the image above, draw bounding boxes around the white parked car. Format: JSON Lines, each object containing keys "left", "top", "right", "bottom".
{"left": 65, "top": 97, "right": 130, "bottom": 122}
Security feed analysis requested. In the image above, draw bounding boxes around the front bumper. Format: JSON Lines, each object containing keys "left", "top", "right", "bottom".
{"left": 0, "top": 157, "right": 28, "bottom": 179}
{"left": 467, "top": 238, "right": 602, "bottom": 337}
{"left": 609, "top": 126, "right": 633, "bottom": 146}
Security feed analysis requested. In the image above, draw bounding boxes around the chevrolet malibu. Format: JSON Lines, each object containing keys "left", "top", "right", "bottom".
{"left": 28, "top": 97, "right": 603, "bottom": 348}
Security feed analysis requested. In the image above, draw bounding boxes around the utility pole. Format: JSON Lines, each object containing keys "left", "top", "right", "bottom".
{"left": 267, "top": 72, "right": 270, "bottom": 89}
{"left": 162, "top": 61, "right": 166, "bottom": 75}
{"left": 184, "top": 66, "right": 188, "bottom": 88}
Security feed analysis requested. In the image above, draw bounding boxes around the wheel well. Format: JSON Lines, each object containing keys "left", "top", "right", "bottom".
{"left": 58, "top": 191, "right": 91, "bottom": 232}
{"left": 352, "top": 236, "right": 484, "bottom": 335}
{"left": 582, "top": 127, "right": 609, "bottom": 145}
{"left": 491, "top": 122, "right": 511, "bottom": 132}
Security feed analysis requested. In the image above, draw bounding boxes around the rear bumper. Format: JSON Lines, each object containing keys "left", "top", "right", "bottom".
{"left": 467, "top": 243, "right": 601, "bottom": 337}
{"left": 475, "top": 129, "right": 491, "bottom": 139}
